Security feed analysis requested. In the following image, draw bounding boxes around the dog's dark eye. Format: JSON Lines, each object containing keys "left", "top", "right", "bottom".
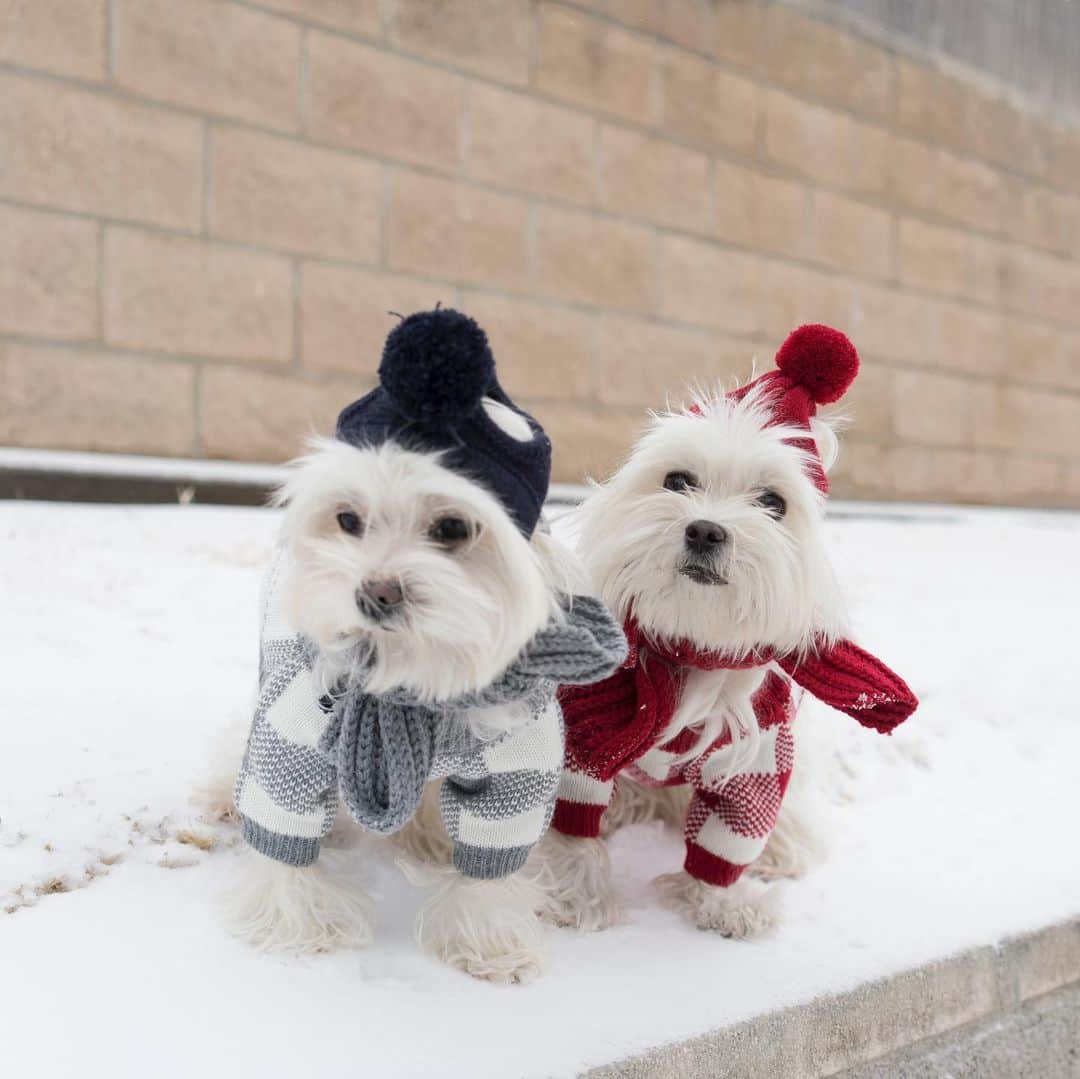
{"left": 336, "top": 510, "right": 363, "bottom": 536}
{"left": 429, "top": 516, "right": 471, "bottom": 548}
{"left": 663, "top": 471, "right": 699, "bottom": 494}
{"left": 757, "top": 489, "right": 787, "bottom": 518}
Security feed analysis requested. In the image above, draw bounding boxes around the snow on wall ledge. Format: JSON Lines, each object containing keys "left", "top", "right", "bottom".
{"left": 1, "top": 501, "right": 1078, "bottom": 1078}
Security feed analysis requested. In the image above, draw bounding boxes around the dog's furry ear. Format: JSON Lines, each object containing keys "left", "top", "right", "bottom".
{"left": 269, "top": 436, "right": 361, "bottom": 547}
{"left": 809, "top": 417, "right": 841, "bottom": 474}
{"left": 530, "top": 523, "right": 589, "bottom": 599}
{"left": 270, "top": 436, "right": 340, "bottom": 508}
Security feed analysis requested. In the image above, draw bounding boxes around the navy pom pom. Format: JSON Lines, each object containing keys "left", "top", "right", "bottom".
{"left": 378, "top": 308, "right": 495, "bottom": 425}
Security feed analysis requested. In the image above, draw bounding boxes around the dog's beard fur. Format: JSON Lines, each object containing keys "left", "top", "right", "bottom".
{"left": 573, "top": 384, "right": 848, "bottom": 658}
{"left": 276, "top": 436, "right": 574, "bottom": 710}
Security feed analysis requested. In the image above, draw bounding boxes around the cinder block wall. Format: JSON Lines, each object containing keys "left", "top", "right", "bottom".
{"left": 1, "top": 0, "right": 1079, "bottom": 505}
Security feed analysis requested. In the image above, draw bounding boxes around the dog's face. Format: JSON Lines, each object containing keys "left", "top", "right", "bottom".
{"left": 575, "top": 386, "right": 847, "bottom": 656}
{"left": 276, "top": 435, "right": 561, "bottom": 701}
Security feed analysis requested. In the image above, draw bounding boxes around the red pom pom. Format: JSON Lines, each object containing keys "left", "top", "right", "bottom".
{"left": 774, "top": 324, "right": 859, "bottom": 405}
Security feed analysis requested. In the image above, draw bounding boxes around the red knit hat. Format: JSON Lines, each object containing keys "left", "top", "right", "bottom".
{"left": 726, "top": 324, "right": 859, "bottom": 495}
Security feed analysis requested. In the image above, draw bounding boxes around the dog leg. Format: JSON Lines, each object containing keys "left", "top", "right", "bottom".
{"left": 748, "top": 799, "right": 826, "bottom": 882}
{"left": 191, "top": 713, "right": 250, "bottom": 824}
{"left": 654, "top": 870, "right": 778, "bottom": 938}
{"left": 531, "top": 829, "right": 622, "bottom": 931}
{"left": 600, "top": 776, "right": 691, "bottom": 837}
{"left": 413, "top": 868, "right": 546, "bottom": 984}
{"left": 748, "top": 756, "right": 827, "bottom": 882}
{"left": 390, "top": 779, "right": 453, "bottom": 865}
{"left": 225, "top": 847, "right": 375, "bottom": 953}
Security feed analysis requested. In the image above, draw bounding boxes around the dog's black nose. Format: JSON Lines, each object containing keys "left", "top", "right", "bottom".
{"left": 684, "top": 519, "right": 728, "bottom": 555}
{"left": 358, "top": 578, "right": 405, "bottom": 618}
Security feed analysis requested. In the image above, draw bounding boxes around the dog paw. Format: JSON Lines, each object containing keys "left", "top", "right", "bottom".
{"left": 225, "top": 848, "right": 376, "bottom": 954}
{"left": 414, "top": 871, "right": 547, "bottom": 983}
{"left": 438, "top": 936, "right": 544, "bottom": 985}
{"left": 531, "top": 832, "right": 623, "bottom": 932}
{"left": 537, "top": 883, "right": 623, "bottom": 932}
{"left": 654, "top": 870, "right": 778, "bottom": 939}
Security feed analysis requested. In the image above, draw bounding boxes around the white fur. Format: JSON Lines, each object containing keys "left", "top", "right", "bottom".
{"left": 669, "top": 665, "right": 767, "bottom": 781}
{"left": 223, "top": 429, "right": 577, "bottom": 979}
{"left": 654, "top": 870, "right": 779, "bottom": 938}
{"left": 601, "top": 776, "right": 690, "bottom": 836}
{"left": 531, "top": 830, "right": 622, "bottom": 932}
{"left": 392, "top": 780, "right": 453, "bottom": 866}
{"left": 536, "top": 381, "right": 847, "bottom": 933}
{"left": 224, "top": 847, "right": 376, "bottom": 953}
{"left": 408, "top": 863, "right": 547, "bottom": 983}
{"left": 749, "top": 799, "right": 825, "bottom": 883}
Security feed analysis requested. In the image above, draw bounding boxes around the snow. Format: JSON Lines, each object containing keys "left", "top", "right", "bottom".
{"left": 2, "top": 500, "right": 1078, "bottom": 1078}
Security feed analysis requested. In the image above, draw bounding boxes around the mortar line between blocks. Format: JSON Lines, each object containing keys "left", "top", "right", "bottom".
{"left": 1, "top": 57, "right": 1078, "bottom": 245}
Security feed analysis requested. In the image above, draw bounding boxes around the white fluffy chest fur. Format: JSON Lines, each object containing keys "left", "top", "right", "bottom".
{"left": 661, "top": 666, "right": 769, "bottom": 769}
{"left": 466, "top": 697, "right": 546, "bottom": 741}
{"left": 668, "top": 666, "right": 766, "bottom": 736}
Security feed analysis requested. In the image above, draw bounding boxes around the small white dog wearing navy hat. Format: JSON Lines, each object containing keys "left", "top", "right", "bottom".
{"left": 215, "top": 309, "right": 625, "bottom": 982}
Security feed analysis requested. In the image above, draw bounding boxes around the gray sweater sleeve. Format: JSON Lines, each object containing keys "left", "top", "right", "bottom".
{"left": 234, "top": 556, "right": 338, "bottom": 867}
{"left": 439, "top": 696, "right": 564, "bottom": 879}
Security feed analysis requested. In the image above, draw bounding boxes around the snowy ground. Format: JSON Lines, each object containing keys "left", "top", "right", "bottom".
{"left": 2, "top": 500, "right": 1078, "bottom": 1078}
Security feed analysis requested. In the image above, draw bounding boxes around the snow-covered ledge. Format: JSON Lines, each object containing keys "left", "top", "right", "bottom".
{"left": 0, "top": 447, "right": 589, "bottom": 506}
{"left": 2, "top": 498, "right": 1078, "bottom": 1077}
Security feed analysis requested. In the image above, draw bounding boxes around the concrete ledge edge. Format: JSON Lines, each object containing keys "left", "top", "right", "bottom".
{"left": 0, "top": 447, "right": 589, "bottom": 507}
{"left": 584, "top": 917, "right": 1080, "bottom": 1078}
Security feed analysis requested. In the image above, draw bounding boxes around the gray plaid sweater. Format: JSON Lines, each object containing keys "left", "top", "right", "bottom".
{"left": 235, "top": 556, "right": 622, "bottom": 879}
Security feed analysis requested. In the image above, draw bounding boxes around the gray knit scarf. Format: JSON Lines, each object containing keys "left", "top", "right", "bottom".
{"left": 315, "top": 595, "right": 626, "bottom": 836}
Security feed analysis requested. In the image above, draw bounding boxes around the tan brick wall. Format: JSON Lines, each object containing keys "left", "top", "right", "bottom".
{"left": 2, "top": 0, "right": 1080, "bottom": 507}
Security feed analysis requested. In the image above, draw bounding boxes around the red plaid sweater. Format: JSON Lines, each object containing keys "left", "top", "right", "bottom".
{"left": 553, "top": 621, "right": 917, "bottom": 888}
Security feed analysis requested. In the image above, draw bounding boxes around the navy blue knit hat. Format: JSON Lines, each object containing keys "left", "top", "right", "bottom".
{"left": 335, "top": 308, "right": 552, "bottom": 536}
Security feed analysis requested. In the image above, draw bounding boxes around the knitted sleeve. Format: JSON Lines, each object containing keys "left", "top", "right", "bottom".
{"left": 234, "top": 555, "right": 338, "bottom": 867}
{"left": 551, "top": 766, "right": 615, "bottom": 838}
{"left": 439, "top": 696, "right": 564, "bottom": 879}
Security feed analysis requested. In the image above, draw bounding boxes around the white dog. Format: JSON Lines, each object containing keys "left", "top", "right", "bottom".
{"left": 207, "top": 309, "right": 625, "bottom": 982}
{"left": 534, "top": 325, "right": 917, "bottom": 937}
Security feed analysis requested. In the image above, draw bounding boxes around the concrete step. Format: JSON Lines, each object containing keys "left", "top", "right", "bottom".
{"left": 586, "top": 918, "right": 1080, "bottom": 1078}
{"left": 842, "top": 980, "right": 1080, "bottom": 1079}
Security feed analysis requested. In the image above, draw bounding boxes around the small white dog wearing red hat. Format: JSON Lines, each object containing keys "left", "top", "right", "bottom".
{"left": 534, "top": 325, "right": 917, "bottom": 937}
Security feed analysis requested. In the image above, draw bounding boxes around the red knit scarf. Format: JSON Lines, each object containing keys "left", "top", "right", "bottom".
{"left": 559, "top": 619, "right": 918, "bottom": 783}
